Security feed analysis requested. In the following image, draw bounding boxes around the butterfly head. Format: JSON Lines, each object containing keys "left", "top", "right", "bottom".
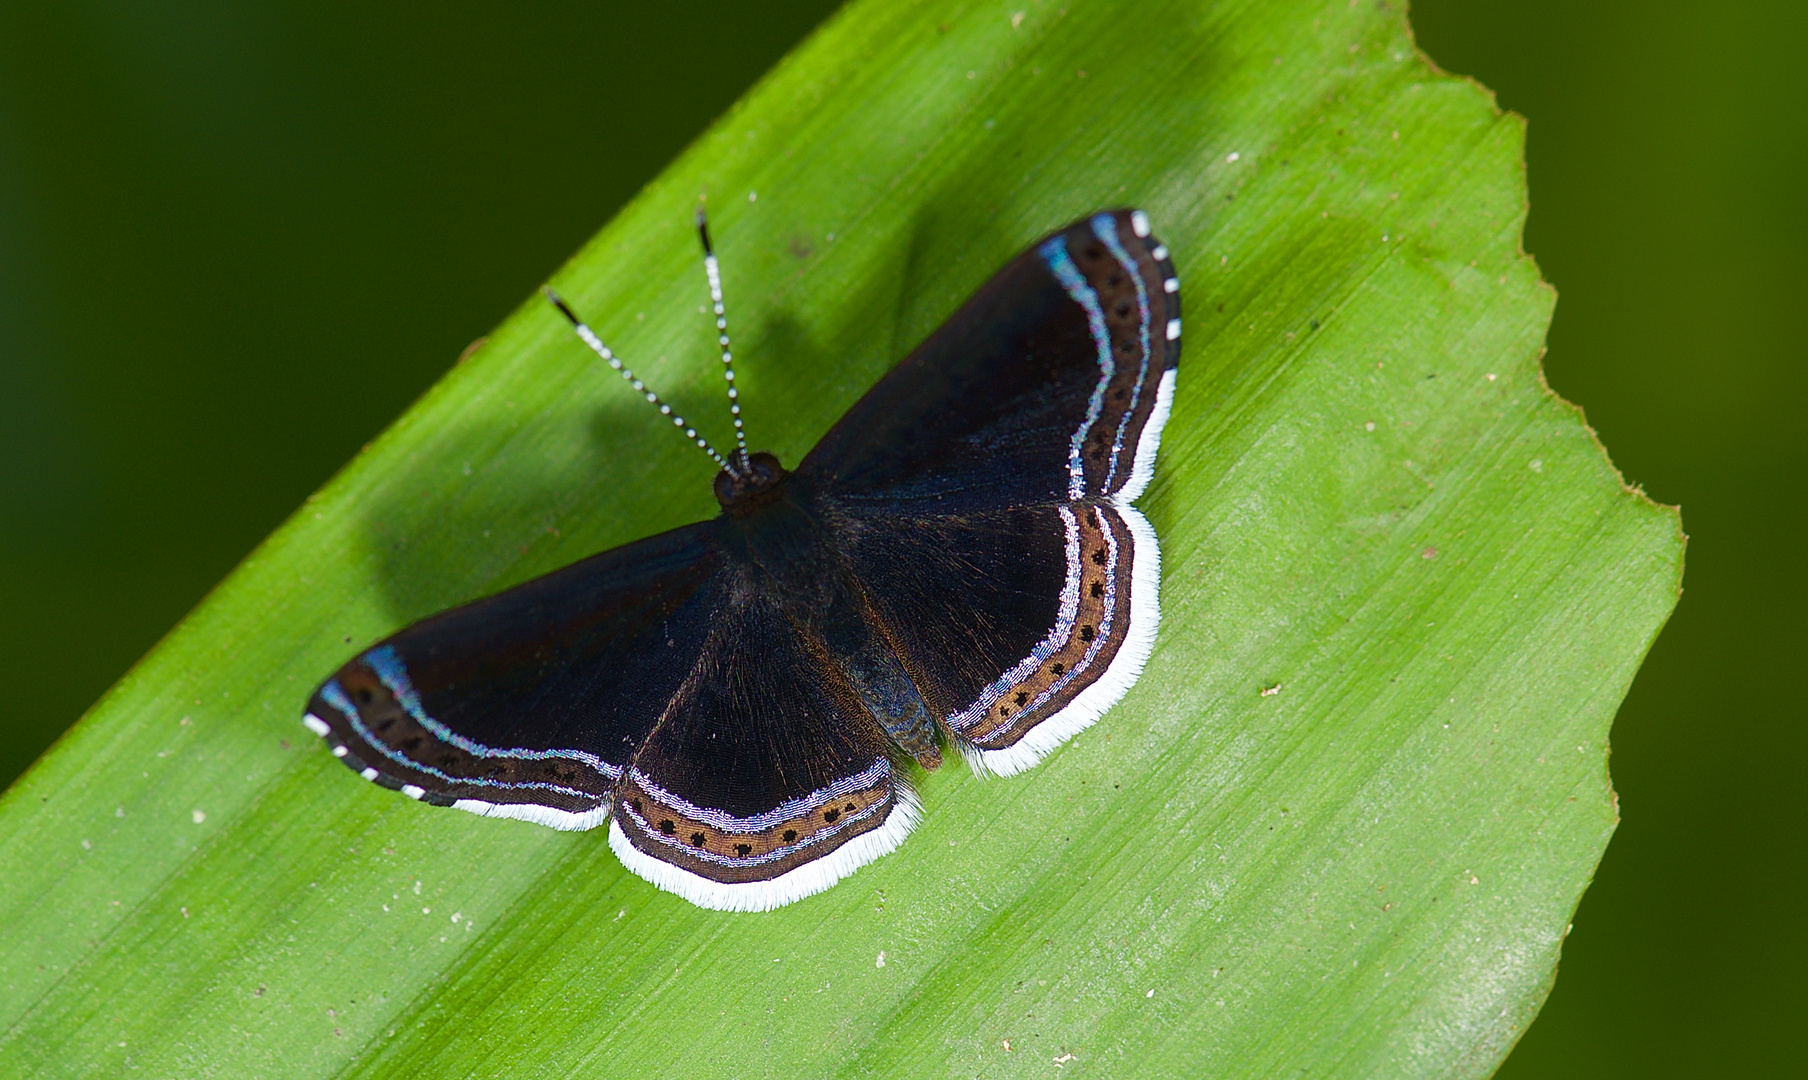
{"left": 714, "top": 451, "right": 787, "bottom": 512}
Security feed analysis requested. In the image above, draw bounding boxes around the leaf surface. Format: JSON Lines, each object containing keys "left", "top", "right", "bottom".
{"left": 0, "top": 1, "right": 1681, "bottom": 1076}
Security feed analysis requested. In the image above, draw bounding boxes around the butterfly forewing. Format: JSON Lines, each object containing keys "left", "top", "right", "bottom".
{"left": 800, "top": 210, "right": 1179, "bottom": 510}
{"left": 305, "top": 522, "right": 725, "bottom": 828}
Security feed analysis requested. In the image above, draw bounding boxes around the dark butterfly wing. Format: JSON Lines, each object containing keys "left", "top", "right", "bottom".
{"left": 608, "top": 591, "right": 916, "bottom": 912}
{"left": 815, "top": 210, "right": 1178, "bottom": 772}
{"left": 303, "top": 521, "right": 725, "bottom": 829}
{"left": 799, "top": 210, "right": 1179, "bottom": 511}
{"left": 838, "top": 499, "right": 1155, "bottom": 777}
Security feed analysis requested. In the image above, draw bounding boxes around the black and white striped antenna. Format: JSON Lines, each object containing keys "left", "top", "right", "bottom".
{"left": 695, "top": 209, "right": 750, "bottom": 474}
{"left": 542, "top": 211, "right": 755, "bottom": 477}
{"left": 541, "top": 286, "right": 735, "bottom": 474}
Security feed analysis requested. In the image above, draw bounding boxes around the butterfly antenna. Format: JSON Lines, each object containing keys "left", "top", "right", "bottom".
{"left": 695, "top": 209, "right": 750, "bottom": 473}
{"left": 541, "top": 286, "right": 731, "bottom": 472}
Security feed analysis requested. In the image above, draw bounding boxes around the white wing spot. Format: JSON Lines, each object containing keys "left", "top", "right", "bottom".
{"left": 1130, "top": 210, "right": 1150, "bottom": 237}
{"left": 302, "top": 714, "right": 331, "bottom": 737}
{"left": 402, "top": 784, "right": 426, "bottom": 800}
{"left": 1166, "top": 318, "right": 1181, "bottom": 341}
{"left": 360, "top": 767, "right": 380, "bottom": 782}
{"left": 1151, "top": 244, "right": 1169, "bottom": 261}
{"left": 1163, "top": 277, "right": 1179, "bottom": 293}
{"left": 332, "top": 745, "right": 349, "bottom": 758}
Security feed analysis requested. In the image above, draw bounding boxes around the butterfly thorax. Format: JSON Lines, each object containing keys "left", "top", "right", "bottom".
{"left": 712, "top": 450, "right": 787, "bottom": 513}
{"left": 716, "top": 475, "right": 835, "bottom": 608}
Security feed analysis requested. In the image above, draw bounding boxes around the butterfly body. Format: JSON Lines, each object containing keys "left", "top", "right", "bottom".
{"left": 305, "top": 210, "right": 1180, "bottom": 910}
{"left": 713, "top": 462, "right": 945, "bottom": 768}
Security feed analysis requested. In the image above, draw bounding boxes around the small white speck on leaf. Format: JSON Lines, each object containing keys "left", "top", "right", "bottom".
{"left": 1529, "top": 458, "right": 1544, "bottom": 472}
{"left": 450, "top": 912, "right": 462, "bottom": 923}
{"left": 1011, "top": 11, "right": 1024, "bottom": 28}
{"left": 180, "top": 906, "right": 189, "bottom": 918}
{"left": 422, "top": 907, "right": 431, "bottom": 915}
{"left": 413, "top": 880, "right": 422, "bottom": 895}
{"left": 1260, "top": 683, "right": 1282, "bottom": 698}
{"left": 876, "top": 951, "right": 887, "bottom": 968}
{"left": 747, "top": 191, "right": 757, "bottom": 202}
{"left": 115, "top": 806, "right": 124, "bottom": 817}
{"left": 191, "top": 809, "right": 205, "bottom": 824}
{"left": 1486, "top": 372, "right": 1498, "bottom": 381}
{"left": 1364, "top": 421, "right": 1376, "bottom": 432}
{"left": 1002, "top": 1039, "right": 1013, "bottom": 1052}
{"left": 1227, "top": 151, "right": 1240, "bottom": 162}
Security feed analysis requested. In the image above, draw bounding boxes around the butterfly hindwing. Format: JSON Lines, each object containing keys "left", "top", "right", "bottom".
{"left": 800, "top": 210, "right": 1179, "bottom": 510}
{"left": 609, "top": 592, "right": 917, "bottom": 912}
{"left": 304, "top": 521, "right": 726, "bottom": 828}
{"left": 836, "top": 499, "right": 1153, "bottom": 776}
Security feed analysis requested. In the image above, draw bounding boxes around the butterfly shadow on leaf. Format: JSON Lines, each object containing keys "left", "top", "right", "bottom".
{"left": 354, "top": 385, "right": 719, "bottom": 630}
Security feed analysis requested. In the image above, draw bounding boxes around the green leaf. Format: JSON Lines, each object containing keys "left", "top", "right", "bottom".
{"left": 0, "top": 0, "right": 1680, "bottom": 1075}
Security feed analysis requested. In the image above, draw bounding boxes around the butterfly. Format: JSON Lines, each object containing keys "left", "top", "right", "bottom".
{"left": 304, "top": 209, "right": 1180, "bottom": 911}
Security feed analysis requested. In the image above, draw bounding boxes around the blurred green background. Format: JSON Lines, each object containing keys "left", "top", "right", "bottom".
{"left": 0, "top": 1, "right": 1798, "bottom": 1075}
